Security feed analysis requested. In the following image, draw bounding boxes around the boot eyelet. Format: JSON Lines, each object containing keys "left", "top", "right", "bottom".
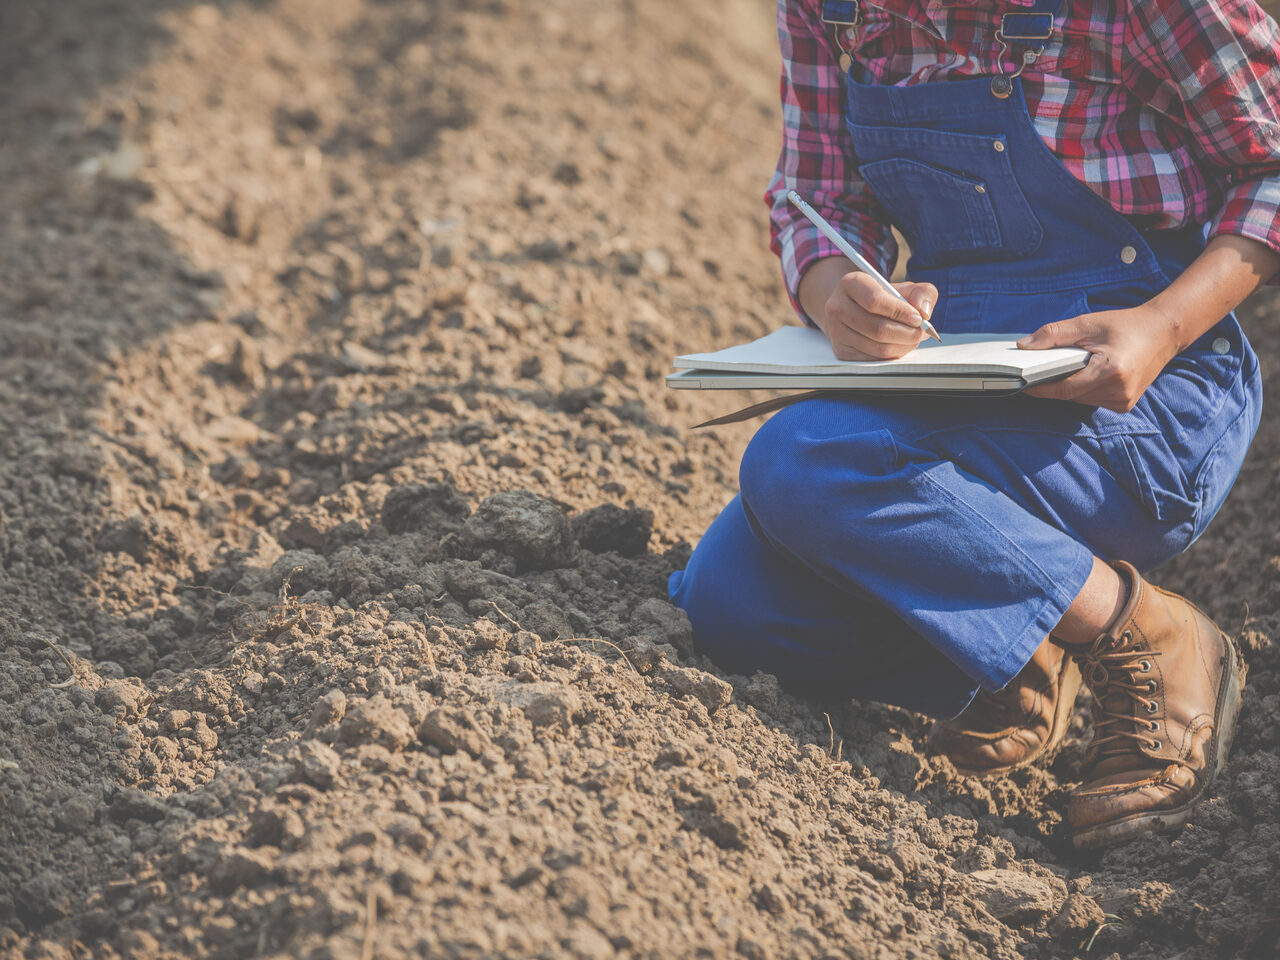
{"left": 1145, "top": 701, "right": 1158, "bottom": 713}
{"left": 1146, "top": 680, "right": 1157, "bottom": 693}
{"left": 1139, "top": 660, "right": 1151, "bottom": 672}
{"left": 1149, "top": 721, "right": 1160, "bottom": 732}
{"left": 1148, "top": 738, "right": 1160, "bottom": 749}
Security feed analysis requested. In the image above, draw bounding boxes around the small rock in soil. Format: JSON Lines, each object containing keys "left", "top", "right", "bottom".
{"left": 630, "top": 598, "right": 695, "bottom": 657}
{"left": 1047, "top": 893, "right": 1107, "bottom": 939}
{"left": 108, "top": 789, "right": 167, "bottom": 824}
{"left": 523, "top": 686, "right": 582, "bottom": 730}
{"left": 462, "top": 490, "right": 576, "bottom": 571}
{"left": 657, "top": 664, "right": 732, "bottom": 713}
{"left": 292, "top": 741, "right": 342, "bottom": 790}
{"left": 96, "top": 680, "right": 146, "bottom": 721}
{"left": 967, "top": 869, "right": 1056, "bottom": 923}
{"left": 418, "top": 707, "right": 489, "bottom": 758}
{"left": 336, "top": 695, "right": 415, "bottom": 752}
{"left": 310, "top": 689, "right": 348, "bottom": 728}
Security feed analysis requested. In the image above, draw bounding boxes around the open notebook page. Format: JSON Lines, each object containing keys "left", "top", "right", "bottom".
{"left": 673, "top": 325, "right": 1089, "bottom": 378}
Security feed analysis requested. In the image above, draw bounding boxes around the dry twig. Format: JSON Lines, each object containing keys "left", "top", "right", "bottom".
{"left": 823, "top": 712, "right": 844, "bottom": 761}
{"left": 1236, "top": 600, "right": 1252, "bottom": 640}
{"left": 546, "top": 635, "right": 640, "bottom": 677}
{"left": 487, "top": 599, "right": 523, "bottom": 630}
{"left": 361, "top": 887, "right": 377, "bottom": 960}
{"left": 37, "top": 635, "right": 78, "bottom": 688}
{"left": 1085, "top": 914, "right": 1124, "bottom": 953}
{"left": 176, "top": 582, "right": 259, "bottom": 620}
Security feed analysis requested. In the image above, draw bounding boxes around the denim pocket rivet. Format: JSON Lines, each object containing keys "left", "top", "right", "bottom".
{"left": 992, "top": 140, "right": 1005, "bottom": 152}
{"left": 1120, "top": 245, "right": 1137, "bottom": 264}
{"left": 974, "top": 184, "right": 986, "bottom": 194}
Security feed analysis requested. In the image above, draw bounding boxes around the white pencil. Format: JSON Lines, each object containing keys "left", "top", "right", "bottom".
{"left": 786, "top": 189, "right": 942, "bottom": 342}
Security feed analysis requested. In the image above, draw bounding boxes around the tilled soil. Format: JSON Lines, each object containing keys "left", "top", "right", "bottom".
{"left": 2, "top": 1, "right": 1279, "bottom": 958}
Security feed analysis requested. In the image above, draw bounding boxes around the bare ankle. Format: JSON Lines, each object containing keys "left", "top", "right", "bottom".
{"left": 1054, "top": 557, "right": 1131, "bottom": 647}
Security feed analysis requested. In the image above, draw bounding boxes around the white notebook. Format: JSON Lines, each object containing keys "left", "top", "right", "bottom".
{"left": 668, "top": 325, "right": 1088, "bottom": 394}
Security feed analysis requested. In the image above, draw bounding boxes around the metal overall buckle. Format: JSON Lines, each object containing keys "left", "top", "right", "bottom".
{"left": 820, "top": 1, "right": 861, "bottom": 57}
{"left": 991, "top": 11, "right": 1054, "bottom": 99}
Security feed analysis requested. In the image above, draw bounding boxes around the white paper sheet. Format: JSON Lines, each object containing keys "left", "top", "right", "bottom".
{"left": 673, "top": 325, "right": 1089, "bottom": 377}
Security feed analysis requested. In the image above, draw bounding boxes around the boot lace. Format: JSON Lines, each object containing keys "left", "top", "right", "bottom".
{"left": 1057, "top": 630, "right": 1164, "bottom": 756}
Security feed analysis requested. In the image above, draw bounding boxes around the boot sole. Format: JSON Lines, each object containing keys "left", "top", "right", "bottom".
{"left": 950, "top": 658, "right": 1084, "bottom": 779}
{"left": 1071, "top": 631, "right": 1247, "bottom": 851}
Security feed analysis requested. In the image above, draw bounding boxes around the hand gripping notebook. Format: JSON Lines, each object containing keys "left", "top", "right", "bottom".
{"left": 666, "top": 325, "right": 1090, "bottom": 425}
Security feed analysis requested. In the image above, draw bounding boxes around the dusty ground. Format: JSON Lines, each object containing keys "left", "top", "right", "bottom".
{"left": 2, "top": 1, "right": 1279, "bottom": 958}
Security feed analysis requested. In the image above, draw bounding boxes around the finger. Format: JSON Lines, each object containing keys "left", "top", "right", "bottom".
{"left": 898, "top": 282, "right": 939, "bottom": 324}
{"left": 1018, "top": 316, "right": 1090, "bottom": 350}
{"left": 826, "top": 296, "right": 922, "bottom": 345}
{"left": 831, "top": 322, "right": 923, "bottom": 361}
{"left": 839, "top": 274, "right": 924, "bottom": 327}
{"left": 853, "top": 306, "right": 928, "bottom": 345}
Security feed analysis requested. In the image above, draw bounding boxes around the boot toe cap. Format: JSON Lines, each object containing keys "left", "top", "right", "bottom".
{"left": 927, "top": 723, "right": 1047, "bottom": 776}
{"left": 1068, "top": 763, "right": 1200, "bottom": 837}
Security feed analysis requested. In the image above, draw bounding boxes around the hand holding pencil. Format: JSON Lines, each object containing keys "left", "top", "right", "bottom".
{"left": 787, "top": 191, "right": 942, "bottom": 358}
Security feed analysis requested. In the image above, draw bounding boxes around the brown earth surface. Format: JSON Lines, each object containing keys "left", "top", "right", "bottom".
{"left": 2, "top": 1, "right": 1279, "bottom": 958}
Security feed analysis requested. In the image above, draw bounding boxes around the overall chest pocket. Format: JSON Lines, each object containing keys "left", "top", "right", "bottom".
{"left": 848, "top": 124, "right": 1043, "bottom": 266}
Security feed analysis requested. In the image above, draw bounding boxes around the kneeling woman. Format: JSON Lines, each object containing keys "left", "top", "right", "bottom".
{"left": 670, "top": 0, "right": 1280, "bottom": 850}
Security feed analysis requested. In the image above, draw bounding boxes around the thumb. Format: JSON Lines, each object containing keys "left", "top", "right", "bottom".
{"left": 1018, "top": 318, "right": 1082, "bottom": 350}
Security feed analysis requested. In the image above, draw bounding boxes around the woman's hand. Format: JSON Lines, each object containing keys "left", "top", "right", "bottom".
{"left": 1017, "top": 303, "right": 1183, "bottom": 412}
{"left": 818, "top": 272, "right": 938, "bottom": 361}
{"left": 1020, "top": 235, "right": 1280, "bottom": 412}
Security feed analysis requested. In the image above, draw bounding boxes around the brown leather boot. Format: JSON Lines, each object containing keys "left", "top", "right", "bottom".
{"left": 1064, "top": 561, "right": 1247, "bottom": 851}
{"left": 927, "top": 638, "right": 1083, "bottom": 777}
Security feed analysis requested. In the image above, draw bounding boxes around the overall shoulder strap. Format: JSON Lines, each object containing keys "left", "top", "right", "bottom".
{"left": 819, "top": 1, "right": 862, "bottom": 61}
{"left": 819, "top": 1, "right": 861, "bottom": 29}
{"left": 817, "top": 2, "right": 1068, "bottom": 59}
{"left": 1000, "top": 0, "right": 1067, "bottom": 42}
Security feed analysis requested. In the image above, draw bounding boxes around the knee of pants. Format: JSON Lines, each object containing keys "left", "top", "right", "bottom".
{"left": 739, "top": 401, "right": 898, "bottom": 543}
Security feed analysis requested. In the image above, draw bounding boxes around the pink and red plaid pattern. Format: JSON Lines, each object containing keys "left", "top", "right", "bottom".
{"left": 768, "top": 0, "right": 1280, "bottom": 311}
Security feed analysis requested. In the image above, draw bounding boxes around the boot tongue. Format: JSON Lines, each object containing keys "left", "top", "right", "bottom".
{"left": 1075, "top": 564, "right": 1148, "bottom": 765}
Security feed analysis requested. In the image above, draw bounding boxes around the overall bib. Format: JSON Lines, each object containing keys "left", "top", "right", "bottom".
{"left": 669, "top": 8, "right": 1262, "bottom": 718}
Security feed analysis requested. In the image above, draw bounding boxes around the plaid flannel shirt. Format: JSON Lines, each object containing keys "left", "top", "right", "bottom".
{"left": 768, "top": 0, "right": 1280, "bottom": 315}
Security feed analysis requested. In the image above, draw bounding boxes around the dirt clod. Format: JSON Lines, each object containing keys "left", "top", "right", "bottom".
{"left": 292, "top": 742, "right": 343, "bottom": 790}
{"left": 418, "top": 707, "right": 490, "bottom": 758}
{"left": 573, "top": 503, "right": 654, "bottom": 557}
{"left": 1048, "top": 892, "right": 1108, "bottom": 939}
{"left": 966, "top": 869, "right": 1058, "bottom": 923}
{"left": 462, "top": 490, "right": 577, "bottom": 571}
{"left": 516, "top": 683, "right": 583, "bottom": 730}
{"left": 335, "top": 695, "right": 415, "bottom": 752}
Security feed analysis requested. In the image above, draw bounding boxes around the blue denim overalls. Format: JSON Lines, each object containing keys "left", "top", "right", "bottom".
{"left": 669, "top": 1, "right": 1262, "bottom": 718}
